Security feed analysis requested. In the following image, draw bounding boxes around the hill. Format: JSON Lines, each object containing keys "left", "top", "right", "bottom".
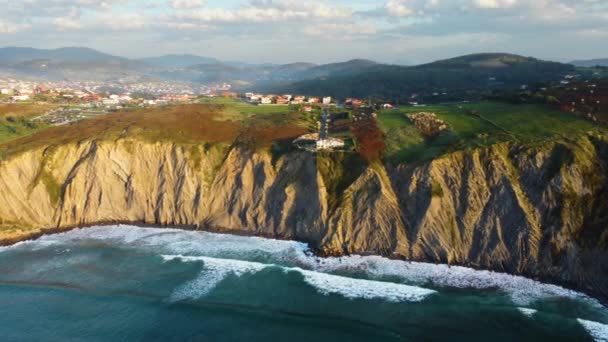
{"left": 267, "top": 53, "right": 575, "bottom": 101}
{"left": 570, "top": 58, "right": 608, "bottom": 67}
{"left": 0, "top": 47, "right": 124, "bottom": 64}
{"left": 0, "top": 47, "right": 150, "bottom": 80}
{"left": 139, "top": 54, "right": 220, "bottom": 68}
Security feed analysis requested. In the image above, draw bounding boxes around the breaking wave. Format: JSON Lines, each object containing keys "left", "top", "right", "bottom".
{"left": 578, "top": 319, "right": 608, "bottom": 342}
{"left": 517, "top": 307, "right": 538, "bottom": 318}
{"left": 162, "top": 255, "right": 436, "bottom": 303}
{"left": 6, "top": 225, "right": 604, "bottom": 307}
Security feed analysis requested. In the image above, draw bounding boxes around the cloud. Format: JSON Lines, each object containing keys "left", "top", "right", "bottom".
{"left": 472, "top": 0, "right": 518, "bottom": 9}
{"left": 0, "top": 0, "right": 605, "bottom": 63}
{"left": 385, "top": 0, "right": 415, "bottom": 17}
{"left": 169, "top": 0, "right": 205, "bottom": 9}
{"left": 167, "top": 0, "right": 353, "bottom": 24}
{"left": 302, "top": 22, "right": 378, "bottom": 38}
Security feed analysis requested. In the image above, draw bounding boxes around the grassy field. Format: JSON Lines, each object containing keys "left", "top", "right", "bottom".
{"left": 379, "top": 101, "right": 600, "bottom": 164}
{"left": 198, "top": 97, "right": 294, "bottom": 121}
{"left": 0, "top": 102, "right": 311, "bottom": 159}
{"left": 0, "top": 103, "right": 57, "bottom": 144}
{"left": 0, "top": 103, "right": 57, "bottom": 120}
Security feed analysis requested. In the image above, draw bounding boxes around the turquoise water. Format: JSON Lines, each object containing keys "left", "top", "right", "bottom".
{"left": 0, "top": 226, "right": 607, "bottom": 341}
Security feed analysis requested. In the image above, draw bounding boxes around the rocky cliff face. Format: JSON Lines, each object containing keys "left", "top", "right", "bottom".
{"left": 1, "top": 135, "right": 607, "bottom": 299}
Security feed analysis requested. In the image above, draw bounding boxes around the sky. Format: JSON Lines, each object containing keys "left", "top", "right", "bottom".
{"left": 0, "top": 0, "right": 607, "bottom": 64}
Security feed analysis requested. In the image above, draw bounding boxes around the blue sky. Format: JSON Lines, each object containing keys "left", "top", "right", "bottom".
{"left": 0, "top": 0, "right": 607, "bottom": 64}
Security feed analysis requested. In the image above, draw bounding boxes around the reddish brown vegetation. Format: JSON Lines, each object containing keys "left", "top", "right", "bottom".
{"left": 548, "top": 80, "right": 608, "bottom": 124}
{"left": 239, "top": 122, "right": 309, "bottom": 148}
{"left": 0, "top": 104, "right": 242, "bottom": 154}
{"left": 350, "top": 118, "right": 386, "bottom": 161}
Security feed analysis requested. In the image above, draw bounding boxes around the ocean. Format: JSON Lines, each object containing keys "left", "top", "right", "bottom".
{"left": 0, "top": 225, "right": 606, "bottom": 341}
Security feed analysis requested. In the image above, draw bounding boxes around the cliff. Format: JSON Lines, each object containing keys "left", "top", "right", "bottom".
{"left": 0, "top": 134, "right": 607, "bottom": 299}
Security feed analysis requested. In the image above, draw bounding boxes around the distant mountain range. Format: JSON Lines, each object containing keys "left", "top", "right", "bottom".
{"left": 570, "top": 58, "right": 608, "bottom": 68}
{"left": 264, "top": 53, "right": 576, "bottom": 102}
{"left": 138, "top": 54, "right": 220, "bottom": 69}
{"left": 0, "top": 47, "right": 590, "bottom": 100}
{"left": 0, "top": 47, "right": 124, "bottom": 63}
{"left": 0, "top": 47, "right": 149, "bottom": 80}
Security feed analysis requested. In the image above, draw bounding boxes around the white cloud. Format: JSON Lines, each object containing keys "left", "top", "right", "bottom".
{"left": 0, "top": 20, "right": 31, "bottom": 34}
{"left": 169, "top": 0, "right": 205, "bottom": 9}
{"left": 168, "top": 0, "right": 352, "bottom": 24}
{"left": 53, "top": 17, "right": 82, "bottom": 29}
{"left": 303, "top": 22, "right": 377, "bottom": 38}
{"left": 386, "top": 0, "right": 415, "bottom": 17}
{"left": 472, "top": 0, "right": 518, "bottom": 9}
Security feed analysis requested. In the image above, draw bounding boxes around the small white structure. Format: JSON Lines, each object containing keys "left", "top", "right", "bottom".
{"left": 10, "top": 95, "right": 30, "bottom": 101}
{"left": 102, "top": 98, "right": 120, "bottom": 106}
{"left": 261, "top": 96, "right": 273, "bottom": 104}
{"left": 118, "top": 95, "right": 133, "bottom": 103}
{"left": 316, "top": 138, "right": 345, "bottom": 150}
{"left": 322, "top": 97, "right": 332, "bottom": 105}
{"left": 0, "top": 88, "right": 12, "bottom": 95}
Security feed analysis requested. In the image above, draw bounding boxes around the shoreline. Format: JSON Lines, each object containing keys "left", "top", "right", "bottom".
{"left": 1, "top": 221, "right": 607, "bottom": 307}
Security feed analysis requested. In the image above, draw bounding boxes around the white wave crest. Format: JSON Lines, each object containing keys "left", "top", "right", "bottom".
{"left": 517, "top": 307, "right": 538, "bottom": 318}
{"left": 17, "top": 225, "right": 605, "bottom": 308}
{"left": 310, "top": 255, "right": 590, "bottom": 306}
{"left": 162, "top": 255, "right": 266, "bottom": 301}
{"left": 578, "top": 319, "right": 608, "bottom": 342}
{"left": 297, "top": 268, "right": 436, "bottom": 302}
{"left": 163, "top": 255, "right": 435, "bottom": 303}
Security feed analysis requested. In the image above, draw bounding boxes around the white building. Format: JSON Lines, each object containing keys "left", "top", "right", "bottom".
{"left": 102, "top": 98, "right": 120, "bottom": 106}
{"left": 261, "top": 96, "right": 273, "bottom": 104}
{"left": 11, "top": 95, "right": 30, "bottom": 101}
{"left": 118, "top": 95, "right": 133, "bottom": 103}
{"left": 316, "top": 138, "right": 345, "bottom": 150}
{"left": 322, "top": 97, "right": 332, "bottom": 105}
{"left": 0, "top": 88, "right": 12, "bottom": 95}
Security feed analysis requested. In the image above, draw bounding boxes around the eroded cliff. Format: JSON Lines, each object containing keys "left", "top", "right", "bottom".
{"left": 1, "top": 134, "right": 607, "bottom": 299}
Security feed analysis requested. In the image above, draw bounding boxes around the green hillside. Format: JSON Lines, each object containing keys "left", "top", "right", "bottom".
{"left": 379, "top": 101, "right": 600, "bottom": 164}
{"left": 268, "top": 54, "right": 575, "bottom": 102}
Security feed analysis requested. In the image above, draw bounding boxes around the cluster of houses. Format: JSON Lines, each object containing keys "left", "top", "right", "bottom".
{"left": 244, "top": 93, "right": 333, "bottom": 106}
{"left": 0, "top": 82, "right": 195, "bottom": 108}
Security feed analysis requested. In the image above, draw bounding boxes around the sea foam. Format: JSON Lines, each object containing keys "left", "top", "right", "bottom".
{"left": 162, "top": 255, "right": 436, "bottom": 303}
{"left": 517, "top": 307, "right": 538, "bottom": 318}
{"left": 10, "top": 225, "right": 604, "bottom": 307}
{"left": 578, "top": 319, "right": 608, "bottom": 342}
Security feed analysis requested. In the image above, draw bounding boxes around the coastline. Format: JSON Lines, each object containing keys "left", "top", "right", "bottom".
{"left": 2, "top": 221, "right": 607, "bottom": 307}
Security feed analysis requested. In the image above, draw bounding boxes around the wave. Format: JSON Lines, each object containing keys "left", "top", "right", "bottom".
{"left": 162, "top": 255, "right": 267, "bottom": 301}
{"left": 162, "top": 255, "right": 436, "bottom": 303}
{"left": 578, "top": 319, "right": 608, "bottom": 342}
{"left": 517, "top": 307, "right": 538, "bottom": 318}
{"left": 5, "top": 225, "right": 604, "bottom": 307}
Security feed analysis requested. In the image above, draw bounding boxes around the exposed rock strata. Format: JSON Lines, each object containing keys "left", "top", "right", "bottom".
{"left": 0, "top": 135, "right": 607, "bottom": 299}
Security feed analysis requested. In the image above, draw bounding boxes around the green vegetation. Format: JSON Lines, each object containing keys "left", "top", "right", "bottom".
{"left": 38, "top": 168, "right": 62, "bottom": 206}
{"left": 198, "top": 97, "right": 293, "bottom": 120}
{"left": 378, "top": 100, "right": 601, "bottom": 164}
{"left": 431, "top": 180, "right": 444, "bottom": 198}
{"left": 0, "top": 103, "right": 55, "bottom": 144}
{"left": 271, "top": 54, "right": 574, "bottom": 102}
{"left": 0, "top": 102, "right": 311, "bottom": 160}
{"left": 316, "top": 152, "right": 366, "bottom": 210}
